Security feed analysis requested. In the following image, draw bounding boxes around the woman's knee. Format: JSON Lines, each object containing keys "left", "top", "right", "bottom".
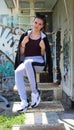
{"left": 15, "top": 69, "right": 20, "bottom": 77}
{"left": 15, "top": 68, "right": 23, "bottom": 77}
{"left": 15, "top": 63, "right": 25, "bottom": 75}
{"left": 24, "top": 60, "right": 32, "bottom": 68}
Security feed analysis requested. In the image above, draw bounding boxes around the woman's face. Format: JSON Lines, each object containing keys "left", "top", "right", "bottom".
{"left": 33, "top": 18, "right": 44, "bottom": 32}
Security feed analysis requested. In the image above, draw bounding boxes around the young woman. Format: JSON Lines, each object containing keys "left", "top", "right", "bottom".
{"left": 14, "top": 13, "right": 53, "bottom": 112}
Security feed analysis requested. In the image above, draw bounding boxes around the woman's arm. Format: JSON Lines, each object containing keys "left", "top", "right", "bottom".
{"left": 39, "top": 39, "right": 45, "bottom": 56}
{"left": 14, "top": 32, "right": 28, "bottom": 69}
{"left": 20, "top": 35, "right": 29, "bottom": 55}
{"left": 43, "top": 36, "right": 53, "bottom": 82}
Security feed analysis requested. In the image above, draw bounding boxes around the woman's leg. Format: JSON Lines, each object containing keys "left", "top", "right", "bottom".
{"left": 23, "top": 57, "right": 45, "bottom": 108}
{"left": 15, "top": 59, "right": 44, "bottom": 101}
{"left": 15, "top": 63, "right": 27, "bottom": 102}
{"left": 24, "top": 59, "right": 45, "bottom": 94}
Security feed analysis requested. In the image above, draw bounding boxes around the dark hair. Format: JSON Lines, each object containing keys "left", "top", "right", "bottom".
{"left": 35, "top": 13, "right": 46, "bottom": 32}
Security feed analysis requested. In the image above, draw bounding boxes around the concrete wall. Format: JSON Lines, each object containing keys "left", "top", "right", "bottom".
{"left": 0, "top": 0, "right": 10, "bottom": 15}
{"left": 72, "top": 1, "right": 74, "bottom": 100}
{"left": 52, "top": 0, "right": 74, "bottom": 100}
{"left": 0, "top": 0, "right": 25, "bottom": 89}
{"left": 0, "top": 0, "right": 34, "bottom": 89}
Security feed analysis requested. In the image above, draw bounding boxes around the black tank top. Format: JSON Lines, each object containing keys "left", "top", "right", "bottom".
{"left": 25, "top": 37, "right": 41, "bottom": 56}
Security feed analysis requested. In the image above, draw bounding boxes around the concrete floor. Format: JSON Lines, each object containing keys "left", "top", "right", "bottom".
{"left": 0, "top": 101, "right": 74, "bottom": 130}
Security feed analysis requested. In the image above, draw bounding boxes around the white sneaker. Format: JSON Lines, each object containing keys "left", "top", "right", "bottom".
{"left": 17, "top": 100, "right": 29, "bottom": 113}
{"left": 31, "top": 91, "right": 41, "bottom": 108}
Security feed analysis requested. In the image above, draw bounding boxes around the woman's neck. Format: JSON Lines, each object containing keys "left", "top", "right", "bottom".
{"left": 30, "top": 30, "right": 41, "bottom": 40}
{"left": 32, "top": 29, "right": 41, "bottom": 35}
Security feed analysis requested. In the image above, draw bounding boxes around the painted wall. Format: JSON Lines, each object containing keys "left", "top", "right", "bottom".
{"left": 52, "top": 0, "right": 74, "bottom": 100}
{"left": 0, "top": 24, "right": 24, "bottom": 89}
{"left": 0, "top": 0, "right": 26, "bottom": 89}
{"left": 72, "top": 1, "right": 74, "bottom": 100}
{"left": 0, "top": 0, "right": 10, "bottom": 15}
{"left": 0, "top": 0, "right": 33, "bottom": 89}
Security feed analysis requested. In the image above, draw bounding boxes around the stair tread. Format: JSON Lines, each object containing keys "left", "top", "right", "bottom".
{"left": 12, "top": 123, "right": 66, "bottom": 130}
{"left": 14, "top": 83, "right": 61, "bottom": 91}
{"left": 0, "top": 101, "right": 64, "bottom": 115}
{"left": 27, "top": 101, "right": 64, "bottom": 112}
{"left": 25, "top": 82, "right": 59, "bottom": 86}
{"left": 12, "top": 101, "right": 64, "bottom": 113}
{"left": 25, "top": 83, "right": 61, "bottom": 90}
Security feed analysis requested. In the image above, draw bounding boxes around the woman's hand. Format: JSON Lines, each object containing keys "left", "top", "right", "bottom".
{"left": 21, "top": 36, "right": 29, "bottom": 47}
{"left": 39, "top": 40, "right": 45, "bottom": 55}
{"left": 20, "top": 36, "right": 29, "bottom": 55}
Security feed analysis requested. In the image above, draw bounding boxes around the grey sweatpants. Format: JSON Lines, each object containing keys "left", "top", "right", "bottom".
{"left": 15, "top": 56, "right": 45, "bottom": 102}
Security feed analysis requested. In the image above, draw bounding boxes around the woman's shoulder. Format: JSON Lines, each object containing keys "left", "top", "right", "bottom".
{"left": 41, "top": 31, "right": 47, "bottom": 39}
{"left": 21, "top": 29, "right": 31, "bottom": 35}
{"left": 21, "top": 31, "right": 28, "bottom": 36}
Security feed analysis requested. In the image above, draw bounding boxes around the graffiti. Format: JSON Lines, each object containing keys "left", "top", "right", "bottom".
{"left": 0, "top": 25, "right": 25, "bottom": 61}
{"left": 0, "top": 51, "right": 14, "bottom": 89}
{"left": 0, "top": 52, "right": 14, "bottom": 76}
{"left": 63, "top": 29, "right": 71, "bottom": 87}
{"left": 0, "top": 25, "right": 25, "bottom": 89}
